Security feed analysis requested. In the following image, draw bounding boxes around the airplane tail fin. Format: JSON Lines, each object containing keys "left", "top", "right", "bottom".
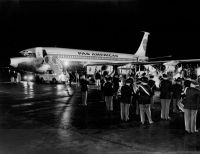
{"left": 134, "top": 31, "right": 150, "bottom": 57}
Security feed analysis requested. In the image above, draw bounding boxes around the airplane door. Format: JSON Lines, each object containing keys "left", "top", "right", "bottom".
{"left": 35, "top": 47, "right": 47, "bottom": 58}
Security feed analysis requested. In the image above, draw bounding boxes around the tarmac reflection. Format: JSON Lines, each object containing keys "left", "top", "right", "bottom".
{"left": 22, "top": 81, "right": 34, "bottom": 99}
{"left": 1, "top": 82, "right": 200, "bottom": 153}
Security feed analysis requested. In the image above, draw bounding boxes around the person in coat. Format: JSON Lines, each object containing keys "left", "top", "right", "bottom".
{"left": 137, "top": 77, "right": 154, "bottom": 124}
{"left": 95, "top": 70, "right": 101, "bottom": 89}
{"left": 112, "top": 72, "right": 120, "bottom": 100}
{"left": 120, "top": 78, "right": 133, "bottom": 121}
{"left": 79, "top": 75, "right": 89, "bottom": 106}
{"left": 103, "top": 75, "right": 114, "bottom": 111}
{"left": 172, "top": 78, "right": 183, "bottom": 113}
{"left": 183, "top": 80, "right": 200, "bottom": 133}
{"left": 159, "top": 74, "right": 172, "bottom": 120}
{"left": 148, "top": 74, "right": 156, "bottom": 108}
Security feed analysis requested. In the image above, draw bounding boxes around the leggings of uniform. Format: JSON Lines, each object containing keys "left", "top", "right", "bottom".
{"left": 105, "top": 96, "right": 113, "bottom": 111}
{"left": 96, "top": 79, "right": 101, "bottom": 87}
{"left": 81, "top": 91, "right": 88, "bottom": 106}
{"left": 139, "top": 104, "right": 153, "bottom": 124}
{"left": 184, "top": 109, "right": 198, "bottom": 133}
{"left": 160, "top": 99, "right": 171, "bottom": 119}
{"left": 120, "top": 103, "right": 130, "bottom": 121}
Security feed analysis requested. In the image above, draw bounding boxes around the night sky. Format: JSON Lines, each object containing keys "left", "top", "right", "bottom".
{"left": 0, "top": 0, "right": 200, "bottom": 66}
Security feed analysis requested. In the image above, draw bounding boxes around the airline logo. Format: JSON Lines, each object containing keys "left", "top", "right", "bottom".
{"left": 77, "top": 51, "right": 118, "bottom": 58}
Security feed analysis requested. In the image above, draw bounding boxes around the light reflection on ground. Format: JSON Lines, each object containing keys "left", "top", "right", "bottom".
{"left": 22, "top": 81, "right": 35, "bottom": 99}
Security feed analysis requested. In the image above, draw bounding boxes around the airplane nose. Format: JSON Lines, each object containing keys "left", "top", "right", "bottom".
{"left": 10, "top": 58, "right": 19, "bottom": 67}
{"left": 10, "top": 57, "right": 35, "bottom": 68}
{"left": 19, "top": 50, "right": 25, "bottom": 55}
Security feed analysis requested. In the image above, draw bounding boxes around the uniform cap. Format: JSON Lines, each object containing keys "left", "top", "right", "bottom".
{"left": 163, "top": 74, "right": 168, "bottom": 78}
{"left": 141, "top": 77, "right": 149, "bottom": 84}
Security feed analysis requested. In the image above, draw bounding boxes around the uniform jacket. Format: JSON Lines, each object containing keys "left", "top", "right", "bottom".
{"left": 112, "top": 75, "right": 120, "bottom": 90}
{"left": 148, "top": 79, "right": 156, "bottom": 94}
{"left": 172, "top": 83, "right": 183, "bottom": 99}
{"left": 80, "top": 79, "right": 89, "bottom": 92}
{"left": 120, "top": 85, "right": 133, "bottom": 104}
{"left": 95, "top": 72, "right": 101, "bottom": 80}
{"left": 103, "top": 82, "right": 114, "bottom": 96}
{"left": 137, "top": 84, "right": 152, "bottom": 105}
{"left": 184, "top": 87, "right": 200, "bottom": 110}
{"left": 160, "top": 79, "right": 172, "bottom": 99}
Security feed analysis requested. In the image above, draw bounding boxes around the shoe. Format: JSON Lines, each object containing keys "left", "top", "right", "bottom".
{"left": 149, "top": 121, "right": 154, "bottom": 124}
{"left": 184, "top": 130, "right": 191, "bottom": 134}
{"left": 166, "top": 117, "right": 171, "bottom": 120}
{"left": 195, "top": 129, "right": 199, "bottom": 133}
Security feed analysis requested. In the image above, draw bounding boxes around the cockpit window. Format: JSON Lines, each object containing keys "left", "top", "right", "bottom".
{"left": 47, "top": 70, "right": 54, "bottom": 74}
{"left": 21, "top": 50, "right": 36, "bottom": 57}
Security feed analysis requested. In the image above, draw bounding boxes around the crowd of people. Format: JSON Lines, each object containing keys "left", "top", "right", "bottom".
{"left": 9, "top": 70, "right": 21, "bottom": 83}
{"left": 6, "top": 66, "right": 200, "bottom": 134}
{"left": 79, "top": 70, "right": 200, "bottom": 134}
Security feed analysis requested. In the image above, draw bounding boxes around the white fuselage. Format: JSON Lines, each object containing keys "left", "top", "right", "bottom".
{"left": 12, "top": 32, "right": 150, "bottom": 72}
{"left": 40, "top": 47, "right": 147, "bottom": 65}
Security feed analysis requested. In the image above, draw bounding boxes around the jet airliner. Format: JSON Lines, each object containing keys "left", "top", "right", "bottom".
{"left": 10, "top": 32, "right": 150, "bottom": 74}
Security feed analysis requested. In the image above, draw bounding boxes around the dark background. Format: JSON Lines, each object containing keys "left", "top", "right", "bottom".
{"left": 0, "top": 0, "right": 200, "bottom": 66}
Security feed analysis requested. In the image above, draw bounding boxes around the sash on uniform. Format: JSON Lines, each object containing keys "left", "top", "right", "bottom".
{"left": 177, "top": 98, "right": 185, "bottom": 112}
{"left": 139, "top": 85, "right": 150, "bottom": 96}
{"left": 184, "top": 87, "right": 188, "bottom": 94}
{"left": 178, "top": 87, "right": 187, "bottom": 112}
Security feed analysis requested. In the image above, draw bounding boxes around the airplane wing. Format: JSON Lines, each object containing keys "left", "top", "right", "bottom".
{"left": 86, "top": 59, "right": 200, "bottom": 67}
{"left": 177, "top": 59, "right": 200, "bottom": 63}
{"left": 131, "top": 61, "right": 168, "bottom": 65}
{"left": 131, "top": 59, "right": 200, "bottom": 65}
{"left": 84, "top": 62, "right": 133, "bottom": 66}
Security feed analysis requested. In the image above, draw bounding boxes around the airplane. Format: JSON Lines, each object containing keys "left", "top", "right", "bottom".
{"left": 10, "top": 31, "right": 150, "bottom": 74}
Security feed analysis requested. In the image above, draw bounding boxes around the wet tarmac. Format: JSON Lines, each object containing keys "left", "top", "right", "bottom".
{"left": 0, "top": 81, "right": 200, "bottom": 154}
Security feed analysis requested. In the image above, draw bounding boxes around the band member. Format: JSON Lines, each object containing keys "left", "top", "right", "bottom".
{"left": 112, "top": 72, "right": 120, "bottom": 100}
{"left": 120, "top": 79, "right": 133, "bottom": 121}
{"left": 79, "top": 75, "right": 89, "bottom": 106}
{"left": 137, "top": 77, "right": 154, "bottom": 124}
{"left": 172, "top": 78, "right": 183, "bottom": 113}
{"left": 183, "top": 80, "right": 200, "bottom": 133}
{"left": 148, "top": 74, "right": 156, "bottom": 108}
{"left": 103, "top": 76, "right": 114, "bottom": 111}
{"left": 95, "top": 70, "right": 101, "bottom": 89}
{"left": 159, "top": 74, "right": 172, "bottom": 120}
